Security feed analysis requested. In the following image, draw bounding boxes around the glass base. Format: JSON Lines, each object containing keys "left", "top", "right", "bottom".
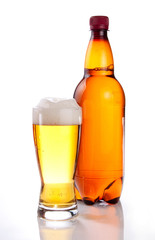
{"left": 38, "top": 204, "right": 78, "bottom": 221}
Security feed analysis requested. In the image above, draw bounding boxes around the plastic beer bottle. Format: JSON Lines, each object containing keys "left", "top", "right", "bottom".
{"left": 74, "top": 16, "right": 125, "bottom": 204}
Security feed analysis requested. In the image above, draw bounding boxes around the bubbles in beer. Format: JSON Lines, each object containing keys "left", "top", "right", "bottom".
{"left": 33, "top": 98, "right": 82, "bottom": 125}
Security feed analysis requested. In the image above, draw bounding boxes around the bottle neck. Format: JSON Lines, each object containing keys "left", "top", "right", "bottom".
{"left": 84, "top": 30, "right": 114, "bottom": 76}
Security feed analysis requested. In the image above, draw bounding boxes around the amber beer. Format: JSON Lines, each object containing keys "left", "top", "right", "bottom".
{"left": 33, "top": 98, "right": 82, "bottom": 220}
{"left": 74, "top": 16, "right": 125, "bottom": 204}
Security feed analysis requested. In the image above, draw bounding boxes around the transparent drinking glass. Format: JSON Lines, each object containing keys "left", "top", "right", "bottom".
{"left": 33, "top": 98, "right": 82, "bottom": 220}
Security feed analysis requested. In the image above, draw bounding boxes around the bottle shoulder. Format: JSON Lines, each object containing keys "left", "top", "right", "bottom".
{"left": 74, "top": 75, "right": 125, "bottom": 106}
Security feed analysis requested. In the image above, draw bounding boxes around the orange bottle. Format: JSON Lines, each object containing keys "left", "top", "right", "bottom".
{"left": 74, "top": 16, "right": 125, "bottom": 204}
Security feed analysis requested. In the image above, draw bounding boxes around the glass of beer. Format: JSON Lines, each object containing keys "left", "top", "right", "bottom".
{"left": 33, "top": 98, "right": 82, "bottom": 220}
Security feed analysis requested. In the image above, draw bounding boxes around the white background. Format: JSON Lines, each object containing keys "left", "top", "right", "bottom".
{"left": 0, "top": 0, "right": 155, "bottom": 239}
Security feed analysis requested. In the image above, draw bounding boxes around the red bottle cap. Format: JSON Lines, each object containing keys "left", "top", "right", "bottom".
{"left": 90, "top": 16, "right": 109, "bottom": 30}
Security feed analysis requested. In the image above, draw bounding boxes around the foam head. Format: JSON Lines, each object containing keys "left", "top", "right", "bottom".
{"left": 33, "top": 97, "right": 82, "bottom": 125}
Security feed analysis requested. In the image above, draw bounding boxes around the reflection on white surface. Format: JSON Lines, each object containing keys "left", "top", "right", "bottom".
{"left": 76, "top": 201, "right": 124, "bottom": 240}
{"left": 38, "top": 201, "right": 124, "bottom": 240}
{"left": 38, "top": 217, "right": 77, "bottom": 240}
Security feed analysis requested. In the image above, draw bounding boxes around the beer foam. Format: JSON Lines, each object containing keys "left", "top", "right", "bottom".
{"left": 33, "top": 97, "right": 82, "bottom": 125}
